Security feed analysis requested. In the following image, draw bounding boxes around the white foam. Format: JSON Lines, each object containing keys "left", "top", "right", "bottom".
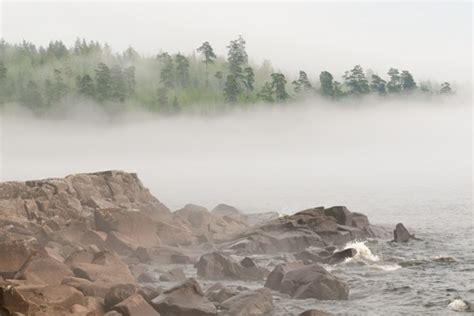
{"left": 373, "top": 264, "right": 401, "bottom": 271}
{"left": 448, "top": 299, "right": 469, "bottom": 312}
{"left": 341, "top": 240, "right": 380, "bottom": 262}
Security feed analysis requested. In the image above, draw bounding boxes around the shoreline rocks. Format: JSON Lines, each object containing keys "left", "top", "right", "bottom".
{"left": 0, "top": 170, "right": 403, "bottom": 315}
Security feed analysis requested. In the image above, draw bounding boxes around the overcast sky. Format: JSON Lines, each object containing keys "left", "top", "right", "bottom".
{"left": 1, "top": 1, "right": 472, "bottom": 83}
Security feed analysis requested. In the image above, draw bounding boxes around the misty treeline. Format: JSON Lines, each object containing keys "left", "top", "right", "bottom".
{"left": 0, "top": 37, "right": 453, "bottom": 114}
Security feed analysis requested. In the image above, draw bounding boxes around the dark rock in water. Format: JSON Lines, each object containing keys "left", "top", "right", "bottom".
{"left": 393, "top": 223, "right": 411, "bottom": 243}
{"left": 275, "top": 264, "right": 349, "bottom": 300}
{"left": 220, "top": 288, "right": 273, "bottom": 316}
{"left": 324, "top": 206, "right": 353, "bottom": 226}
{"left": 327, "top": 248, "right": 357, "bottom": 264}
{"left": 205, "top": 283, "right": 239, "bottom": 304}
{"left": 240, "top": 257, "right": 257, "bottom": 268}
{"left": 299, "top": 309, "right": 332, "bottom": 316}
{"left": 138, "top": 271, "right": 159, "bottom": 283}
{"left": 112, "top": 293, "right": 160, "bottom": 316}
{"left": 196, "top": 252, "right": 268, "bottom": 281}
{"left": 264, "top": 261, "right": 306, "bottom": 291}
{"left": 104, "top": 283, "right": 138, "bottom": 310}
{"left": 159, "top": 267, "right": 186, "bottom": 282}
{"left": 152, "top": 278, "right": 217, "bottom": 316}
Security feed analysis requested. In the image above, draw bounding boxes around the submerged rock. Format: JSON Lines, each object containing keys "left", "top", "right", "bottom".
{"left": 393, "top": 223, "right": 411, "bottom": 243}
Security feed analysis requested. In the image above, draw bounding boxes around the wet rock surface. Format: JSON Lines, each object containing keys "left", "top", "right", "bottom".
{"left": 0, "top": 170, "right": 402, "bottom": 315}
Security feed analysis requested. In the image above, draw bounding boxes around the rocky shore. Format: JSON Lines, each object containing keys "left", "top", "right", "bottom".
{"left": 0, "top": 170, "right": 395, "bottom": 315}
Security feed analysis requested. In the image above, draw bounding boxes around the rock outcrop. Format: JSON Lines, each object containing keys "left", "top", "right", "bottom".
{"left": 195, "top": 252, "right": 268, "bottom": 281}
{"left": 152, "top": 278, "right": 217, "bottom": 316}
{"left": 266, "top": 263, "right": 349, "bottom": 300}
{"left": 219, "top": 288, "right": 273, "bottom": 316}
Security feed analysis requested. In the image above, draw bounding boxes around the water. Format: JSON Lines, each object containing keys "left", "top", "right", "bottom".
{"left": 0, "top": 100, "right": 472, "bottom": 314}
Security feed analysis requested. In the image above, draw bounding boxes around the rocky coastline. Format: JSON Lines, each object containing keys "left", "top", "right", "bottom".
{"left": 0, "top": 170, "right": 409, "bottom": 315}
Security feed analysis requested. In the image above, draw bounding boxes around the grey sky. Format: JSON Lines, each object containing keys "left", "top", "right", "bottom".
{"left": 1, "top": 1, "right": 472, "bottom": 83}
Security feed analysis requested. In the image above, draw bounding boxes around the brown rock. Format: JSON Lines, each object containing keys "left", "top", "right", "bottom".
{"left": 324, "top": 206, "right": 353, "bottom": 226}
{"left": 1, "top": 284, "right": 85, "bottom": 315}
{"left": 196, "top": 252, "right": 268, "bottom": 281}
{"left": 220, "top": 288, "right": 273, "bottom": 316}
{"left": 113, "top": 293, "right": 160, "bottom": 316}
{"left": 279, "top": 264, "right": 349, "bottom": 300}
{"left": 104, "top": 283, "right": 138, "bottom": 310}
{"left": 15, "top": 257, "right": 73, "bottom": 285}
{"left": 0, "top": 239, "right": 45, "bottom": 279}
{"left": 152, "top": 278, "right": 217, "bottom": 316}
{"left": 264, "top": 261, "right": 305, "bottom": 291}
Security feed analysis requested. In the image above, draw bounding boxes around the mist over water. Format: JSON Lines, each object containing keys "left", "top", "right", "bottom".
{"left": 1, "top": 97, "right": 471, "bottom": 218}
{"left": 1, "top": 97, "right": 472, "bottom": 314}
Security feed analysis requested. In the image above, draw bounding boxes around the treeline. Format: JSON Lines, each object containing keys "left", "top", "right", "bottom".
{"left": 0, "top": 37, "right": 453, "bottom": 114}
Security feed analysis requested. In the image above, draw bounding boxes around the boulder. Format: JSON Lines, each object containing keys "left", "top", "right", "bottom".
{"left": 393, "top": 223, "right": 411, "bottom": 243}
{"left": 196, "top": 252, "right": 268, "bottom": 281}
{"left": 324, "top": 206, "right": 352, "bottom": 226}
{"left": 159, "top": 268, "right": 186, "bottom": 282}
{"left": 95, "top": 208, "right": 161, "bottom": 248}
{"left": 264, "top": 261, "right": 305, "bottom": 291}
{"left": 1, "top": 284, "right": 85, "bottom": 315}
{"left": 220, "top": 288, "right": 273, "bottom": 316}
{"left": 104, "top": 283, "right": 138, "bottom": 310}
{"left": 351, "top": 213, "right": 370, "bottom": 229}
{"left": 62, "top": 276, "right": 110, "bottom": 298}
{"left": 0, "top": 239, "right": 45, "bottom": 279}
{"left": 205, "top": 283, "right": 239, "bottom": 304}
{"left": 211, "top": 204, "right": 242, "bottom": 217}
{"left": 279, "top": 264, "right": 349, "bottom": 300}
{"left": 327, "top": 248, "right": 357, "bottom": 264}
{"left": 15, "top": 256, "right": 73, "bottom": 285}
{"left": 112, "top": 293, "right": 160, "bottom": 316}
{"left": 69, "top": 250, "right": 134, "bottom": 281}
{"left": 152, "top": 278, "right": 217, "bottom": 316}
{"left": 138, "top": 271, "right": 159, "bottom": 283}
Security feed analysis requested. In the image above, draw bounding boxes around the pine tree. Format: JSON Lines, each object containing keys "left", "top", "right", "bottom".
{"left": 95, "top": 63, "right": 111, "bottom": 102}
{"left": 78, "top": 74, "right": 95, "bottom": 98}
{"left": 271, "top": 73, "right": 289, "bottom": 102}
{"left": 175, "top": 53, "right": 190, "bottom": 88}
{"left": 370, "top": 74, "right": 387, "bottom": 95}
{"left": 197, "top": 42, "right": 217, "bottom": 87}
{"left": 400, "top": 70, "right": 416, "bottom": 92}
{"left": 257, "top": 82, "right": 274, "bottom": 103}
{"left": 243, "top": 67, "right": 255, "bottom": 92}
{"left": 224, "top": 74, "right": 240, "bottom": 103}
{"left": 319, "top": 71, "right": 334, "bottom": 97}
{"left": 343, "top": 65, "right": 369, "bottom": 95}
{"left": 293, "top": 71, "right": 312, "bottom": 94}
{"left": 387, "top": 68, "right": 402, "bottom": 93}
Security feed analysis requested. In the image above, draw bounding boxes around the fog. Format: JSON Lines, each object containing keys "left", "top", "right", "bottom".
{"left": 2, "top": 2, "right": 472, "bottom": 83}
{"left": 1, "top": 97, "right": 471, "bottom": 219}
